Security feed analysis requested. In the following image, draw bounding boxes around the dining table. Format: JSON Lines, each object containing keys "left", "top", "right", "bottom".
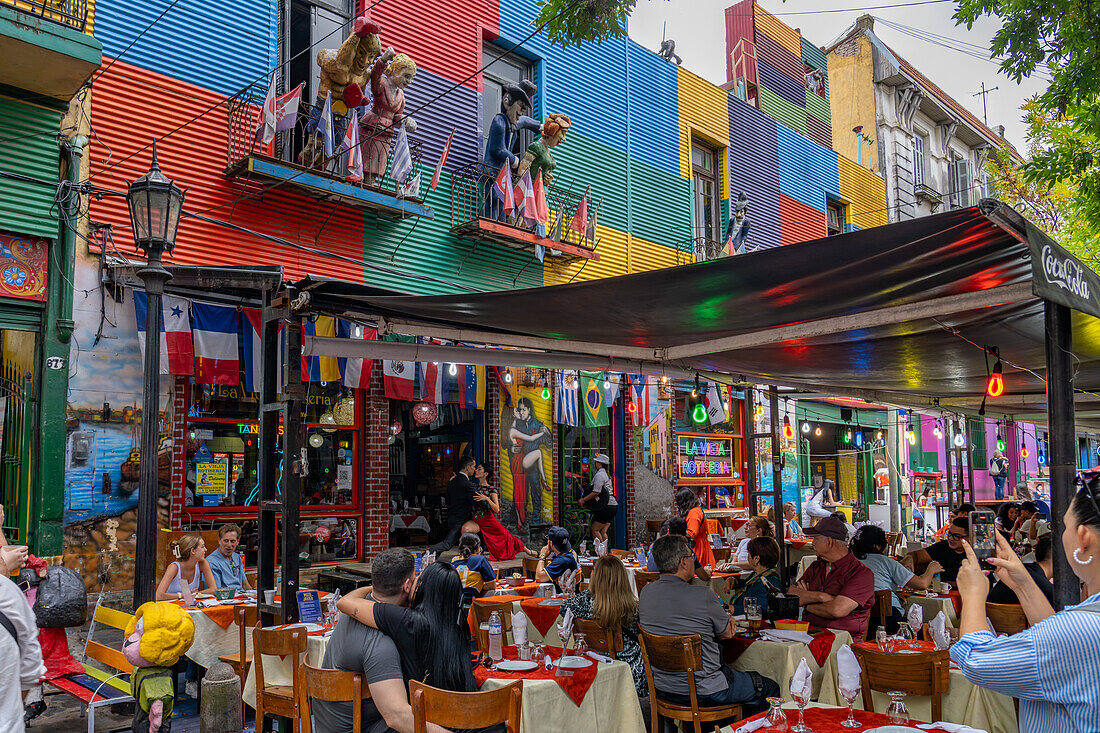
{"left": 166, "top": 594, "right": 256, "bottom": 668}
{"left": 899, "top": 588, "right": 962, "bottom": 627}
{"left": 721, "top": 625, "right": 853, "bottom": 701}
{"left": 720, "top": 701, "right": 925, "bottom": 732}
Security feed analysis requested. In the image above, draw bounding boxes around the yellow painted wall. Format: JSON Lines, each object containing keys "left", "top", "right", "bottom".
{"left": 631, "top": 233, "right": 681, "bottom": 273}
{"left": 826, "top": 35, "right": 878, "bottom": 172}
{"left": 543, "top": 223, "right": 630, "bottom": 285}
{"left": 677, "top": 67, "right": 730, "bottom": 198}
{"left": 839, "top": 155, "right": 888, "bottom": 229}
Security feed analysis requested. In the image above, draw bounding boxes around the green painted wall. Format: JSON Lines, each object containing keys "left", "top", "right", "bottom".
{"left": 0, "top": 96, "right": 61, "bottom": 239}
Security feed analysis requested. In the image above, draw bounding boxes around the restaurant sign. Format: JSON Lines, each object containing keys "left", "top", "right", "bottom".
{"left": 677, "top": 432, "right": 734, "bottom": 485}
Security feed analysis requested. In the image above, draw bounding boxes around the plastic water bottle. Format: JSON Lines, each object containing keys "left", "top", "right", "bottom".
{"left": 488, "top": 611, "right": 504, "bottom": 661}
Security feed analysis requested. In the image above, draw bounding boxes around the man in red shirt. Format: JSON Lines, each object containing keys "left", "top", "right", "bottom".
{"left": 787, "top": 516, "right": 874, "bottom": 637}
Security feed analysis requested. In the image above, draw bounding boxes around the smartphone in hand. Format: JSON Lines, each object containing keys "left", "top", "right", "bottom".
{"left": 969, "top": 510, "right": 997, "bottom": 561}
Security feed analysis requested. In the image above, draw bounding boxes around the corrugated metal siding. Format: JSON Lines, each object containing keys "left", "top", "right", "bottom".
{"left": 777, "top": 124, "right": 838, "bottom": 212}
{"left": 629, "top": 156, "right": 691, "bottom": 248}
{"left": 552, "top": 131, "right": 628, "bottom": 232}
{"left": 724, "top": 0, "right": 756, "bottom": 82}
{"left": 753, "top": 4, "right": 801, "bottom": 57}
{"left": 838, "top": 155, "right": 888, "bottom": 230}
{"left": 779, "top": 193, "right": 826, "bottom": 246}
{"left": 805, "top": 89, "right": 830, "bottom": 124}
{"left": 543, "top": 223, "right": 628, "bottom": 285}
{"left": 807, "top": 113, "right": 832, "bottom": 149}
{"left": 631, "top": 233, "right": 679, "bottom": 273}
{"left": 90, "top": 60, "right": 366, "bottom": 282}
{"left": 758, "top": 59, "right": 805, "bottom": 109}
{"left": 760, "top": 86, "right": 807, "bottom": 136}
{"left": 404, "top": 69, "right": 479, "bottom": 173}
{"left": 800, "top": 36, "right": 827, "bottom": 72}
{"left": 678, "top": 67, "right": 730, "bottom": 196}
{"left": 91, "top": 0, "right": 275, "bottom": 96}
{"left": 626, "top": 40, "right": 679, "bottom": 178}
{"left": 0, "top": 96, "right": 60, "bottom": 239}
{"left": 728, "top": 96, "right": 780, "bottom": 250}
{"left": 754, "top": 32, "right": 803, "bottom": 86}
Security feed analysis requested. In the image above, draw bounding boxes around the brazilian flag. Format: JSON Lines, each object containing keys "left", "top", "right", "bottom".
{"left": 580, "top": 370, "right": 608, "bottom": 427}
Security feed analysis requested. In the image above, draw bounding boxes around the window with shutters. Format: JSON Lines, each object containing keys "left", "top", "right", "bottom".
{"left": 913, "top": 133, "right": 927, "bottom": 186}
{"left": 969, "top": 418, "right": 988, "bottom": 470}
{"left": 950, "top": 151, "right": 972, "bottom": 208}
{"left": 826, "top": 200, "right": 846, "bottom": 236}
{"left": 691, "top": 140, "right": 723, "bottom": 259}
{"left": 481, "top": 43, "right": 537, "bottom": 158}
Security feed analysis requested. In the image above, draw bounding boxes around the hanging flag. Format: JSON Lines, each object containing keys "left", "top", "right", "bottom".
{"left": 134, "top": 291, "right": 193, "bottom": 375}
{"left": 399, "top": 171, "right": 421, "bottom": 198}
{"left": 390, "top": 125, "right": 413, "bottom": 182}
{"left": 586, "top": 198, "right": 602, "bottom": 242}
{"left": 533, "top": 171, "right": 549, "bottom": 226}
{"left": 602, "top": 373, "right": 620, "bottom": 406}
{"left": 337, "top": 319, "right": 376, "bottom": 389}
{"left": 430, "top": 129, "right": 454, "bottom": 190}
{"left": 456, "top": 365, "right": 486, "bottom": 409}
{"left": 580, "top": 370, "right": 608, "bottom": 427}
{"left": 554, "top": 370, "right": 579, "bottom": 427}
{"left": 514, "top": 170, "right": 536, "bottom": 226}
{"left": 417, "top": 359, "right": 443, "bottom": 403}
{"left": 570, "top": 187, "right": 590, "bottom": 233}
{"left": 301, "top": 316, "right": 341, "bottom": 383}
{"left": 317, "top": 91, "right": 335, "bottom": 159}
{"left": 255, "top": 80, "right": 303, "bottom": 144}
{"left": 706, "top": 383, "right": 728, "bottom": 425}
{"left": 494, "top": 161, "right": 515, "bottom": 215}
{"left": 628, "top": 374, "right": 649, "bottom": 427}
{"left": 341, "top": 109, "right": 363, "bottom": 181}
{"left": 192, "top": 302, "right": 239, "bottom": 385}
{"left": 534, "top": 244, "right": 545, "bottom": 263}
{"left": 240, "top": 309, "right": 286, "bottom": 394}
{"left": 383, "top": 334, "right": 416, "bottom": 401}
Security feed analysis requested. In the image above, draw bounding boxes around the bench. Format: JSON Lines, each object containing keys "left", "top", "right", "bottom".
{"left": 45, "top": 600, "right": 135, "bottom": 733}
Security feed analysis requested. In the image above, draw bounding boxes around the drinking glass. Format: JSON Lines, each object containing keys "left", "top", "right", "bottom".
{"left": 875, "top": 627, "right": 889, "bottom": 652}
{"left": 791, "top": 692, "right": 812, "bottom": 733}
{"left": 573, "top": 632, "right": 588, "bottom": 657}
{"left": 886, "top": 691, "right": 910, "bottom": 724}
{"left": 745, "top": 597, "right": 762, "bottom": 636}
{"left": 941, "top": 582, "right": 952, "bottom": 593}
{"left": 839, "top": 686, "right": 861, "bottom": 728}
{"left": 764, "top": 697, "right": 788, "bottom": 731}
{"left": 896, "top": 621, "right": 915, "bottom": 648}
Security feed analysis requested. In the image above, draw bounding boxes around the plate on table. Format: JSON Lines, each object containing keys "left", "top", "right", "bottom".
{"left": 495, "top": 660, "right": 538, "bottom": 672}
{"left": 554, "top": 656, "right": 592, "bottom": 669}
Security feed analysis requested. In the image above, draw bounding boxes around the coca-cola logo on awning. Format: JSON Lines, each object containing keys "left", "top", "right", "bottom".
{"left": 1042, "top": 245, "right": 1092, "bottom": 301}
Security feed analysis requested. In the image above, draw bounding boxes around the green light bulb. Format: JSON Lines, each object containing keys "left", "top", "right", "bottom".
{"left": 997, "top": 439, "right": 1005, "bottom": 452}
{"left": 692, "top": 403, "right": 707, "bottom": 424}
{"left": 542, "top": 387, "right": 550, "bottom": 400}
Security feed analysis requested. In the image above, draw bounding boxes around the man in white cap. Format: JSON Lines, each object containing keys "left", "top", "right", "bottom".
{"left": 578, "top": 452, "right": 617, "bottom": 543}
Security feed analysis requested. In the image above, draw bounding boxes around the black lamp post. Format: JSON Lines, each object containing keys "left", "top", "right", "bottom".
{"left": 127, "top": 142, "right": 184, "bottom": 606}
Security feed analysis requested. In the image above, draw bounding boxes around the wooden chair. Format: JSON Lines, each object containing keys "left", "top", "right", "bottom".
{"left": 575, "top": 617, "right": 624, "bottom": 659}
{"left": 611, "top": 548, "right": 634, "bottom": 560}
{"left": 473, "top": 599, "right": 515, "bottom": 651}
{"left": 639, "top": 629, "right": 743, "bottom": 733}
{"left": 522, "top": 556, "right": 540, "bottom": 579}
{"left": 581, "top": 562, "right": 594, "bottom": 579}
{"left": 218, "top": 604, "right": 258, "bottom": 689}
{"left": 712, "top": 547, "right": 730, "bottom": 563}
{"left": 986, "top": 602, "right": 1029, "bottom": 635}
{"left": 885, "top": 532, "right": 904, "bottom": 558}
{"left": 868, "top": 590, "right": 893, "bottom": 640}
{"left": 577, "top": 580, "right": 589, "bottom": 592}
{"left": 410, "top": 679, "right": 522, "bottom": 733}
{"left": 299, "top": 663, "right": 373, "bottom": 733}
{"left": 634, "top": 570, "right": 659, "bottom": 595}
{"left": 646, "top": 519, "right": 664, "bottom": 543}
{"left": 254, "top": 626, "right": 308, "bottom": 733}
{"left": 852, "top": 645, "right": 951, "bottom": 722}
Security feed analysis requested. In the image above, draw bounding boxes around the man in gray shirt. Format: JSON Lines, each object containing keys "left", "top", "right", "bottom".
{"left": 312, "top": 549, "right": 451, "bottom": 733}
{"left": 638, "top": 535, "right": 777, "bottom": 715}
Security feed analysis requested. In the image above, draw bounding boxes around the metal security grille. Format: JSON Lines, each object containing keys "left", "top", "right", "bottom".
{"left": 1, "top": 0, "right": 89, "bottom": 32}
{"left": 0, "top": 352, "right": 36, "bottom": 544}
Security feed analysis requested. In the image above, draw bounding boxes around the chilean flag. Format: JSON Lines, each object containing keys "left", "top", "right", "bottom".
{"left": 134, "top": 291, "right": 193, "bottom": 375}
{"left": 337, "top": 318, "right": 376, "bottom": 389}
{"left": 192, "top": 302, "right": 239, "bottom": 384}
{"left": 493, "top": 161, "right": 514, "bottom": 215}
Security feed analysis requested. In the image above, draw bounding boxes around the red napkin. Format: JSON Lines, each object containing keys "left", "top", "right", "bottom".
{"left": 473, "top": 646, "right": 599, "bottom": 707}
{"left": 520, "top": 597, "right": 562, "bottom": 637}
{"left": 721, "top": 635, "right": 756, "bottom": 664}
{"left": 739, "top": 706, "right": 896, "bottom": 731}
{"left": 806, "top": 628, "right": 835, "bottom": 666}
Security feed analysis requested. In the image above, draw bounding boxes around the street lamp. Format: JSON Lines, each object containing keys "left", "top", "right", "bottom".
{"left": 127, "top": 142, "right": 183, "bottom": 606}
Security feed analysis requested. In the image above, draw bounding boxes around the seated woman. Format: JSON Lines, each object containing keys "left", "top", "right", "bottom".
{"left": 534, "top": 526, "right": 578, "bottom": 592}
{"left": 805, "top": 479, "right": 839, "bottom": 525}
{"left": 719, "top": 516, "right": 774, "bottom": 571}
{"left": 851, "top": 525, "right": 941, "bottom": 634}
{"left": 725, "top": 537, "right": 783, "bottom": 615}
{"left": 155, "top": 534, "right": 218, "bottom": 602}
{"left": 996, "top": 502, "right": 1020, "bottom": 539}
{"left": 782, "top": 502, "right": 803, "bottom": 540}
{"left": 451, "top": 532, "right": 497, "bottom": 607}
{"left": 647, "top": 517, "right": 710, "bottom": 581}
{"left": 562, "top": 555, "right": 646, "bottom": 695}
{"left": 461, "top": 463, "right": 535, "bottom": 561}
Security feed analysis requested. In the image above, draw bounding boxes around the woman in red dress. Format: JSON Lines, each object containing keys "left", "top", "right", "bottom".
{"left": 462, "top": 463, "right": 535, "bottom": 560}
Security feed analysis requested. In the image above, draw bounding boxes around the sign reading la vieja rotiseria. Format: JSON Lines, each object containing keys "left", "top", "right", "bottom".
{"left": 677, "top": 432, "right": 733, "bottom": 485}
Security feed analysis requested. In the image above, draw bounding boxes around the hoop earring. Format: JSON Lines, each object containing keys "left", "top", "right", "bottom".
{"left": 1073, "top": 548, "right": 1094, "bottom": 566}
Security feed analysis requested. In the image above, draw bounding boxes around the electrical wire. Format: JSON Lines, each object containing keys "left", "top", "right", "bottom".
{"left": 94, "top": 0, "right": 186, "bottom": 83}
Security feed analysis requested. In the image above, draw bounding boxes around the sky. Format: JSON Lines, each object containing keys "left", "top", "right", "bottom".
{"left": 626, "top": 0, "right": 1049, "bottom": 153}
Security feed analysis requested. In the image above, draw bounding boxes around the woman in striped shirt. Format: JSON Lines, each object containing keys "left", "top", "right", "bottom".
{"left": 951, "top": 475, "right": 1100, "bottom": 732}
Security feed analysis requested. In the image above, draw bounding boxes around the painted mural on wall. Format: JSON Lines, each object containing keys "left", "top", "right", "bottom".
{"left": 498, "top": 385, "right": 553, "bottom": 537}
{"left": 0, "top": 232, "right": 48, "bottom": 301}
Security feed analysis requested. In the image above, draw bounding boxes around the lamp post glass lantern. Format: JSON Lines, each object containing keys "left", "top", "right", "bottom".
{"left": 127, "top": 141, "right": 184, "bottom": 606}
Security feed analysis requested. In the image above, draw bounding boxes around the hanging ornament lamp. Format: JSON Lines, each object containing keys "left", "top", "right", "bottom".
{"left": 412, "top": 401, "right": 438, "bottom": 426}
{"left": 308, "top": 433, "right": 325, "bottom": 448}
{"left": 801, "top": 421, "right": 811, "bottom": 434}
{"left": 389, "top": 420, "right": 402, "bottom": 436}
{"left": 334, "top": 397, "right": 355, "bottom": 425}
{"left": 783, "top": 416, "right": 794, "bottom": 439}
{"left": 319, "top": 412, "right": 338, "bottom": 433}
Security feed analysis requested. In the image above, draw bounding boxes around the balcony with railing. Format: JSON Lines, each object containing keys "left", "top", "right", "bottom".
{"left": 672, "top": 235, "right": 729, "bottom": 265}
{"left": 0, "top": 0, "right": 101, "bottom": 102}
{"left": 449, "top": 162, "right": 599, "bottom": 262}
{"left": 226, "top": 83, "right": 434, "bottom": 219}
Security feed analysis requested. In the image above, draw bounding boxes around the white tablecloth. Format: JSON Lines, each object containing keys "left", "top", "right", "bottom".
{"left": 242, "top": 629, "right": 327, "bottom": 708}
{"left": 727, "top": 630, "right": 853, "bottom": 701}
{"left": 480, "top": 659, "right": 645, "bottom": 733}
{"left": 184, "top": 605, "right": 252, "bottom": 669}
{"left": 818, "top": 650, "right": 1017, "bottom": 733}
{"left": 390, "top": 514, "right": 431, "bottom": 533}
{"left": 902, "top": 592, "right": 960, "bottom": 628}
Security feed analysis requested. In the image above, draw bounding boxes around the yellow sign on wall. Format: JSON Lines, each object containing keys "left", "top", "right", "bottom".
{"left": 195, "top": 462, "right": 228, "bottom": 495}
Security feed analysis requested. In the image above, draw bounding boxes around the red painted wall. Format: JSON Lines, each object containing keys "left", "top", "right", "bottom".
{"left": 779, "top": 193, "right": 827, "bottom": 246}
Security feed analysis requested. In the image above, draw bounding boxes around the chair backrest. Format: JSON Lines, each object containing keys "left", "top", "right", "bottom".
{"left": 871, "top": 590, "right": 893, "bottom": 639}
{"left": 473, "top": 600, "right": 514, "bottom": 650}
{"left": 580, "top": 563, "right": 594, "bottom": 579}
{"left": 574, "top": 617, "right": 624, "bottom": 658}
{"left": 610, "top": 548, "right": 633, "bottom": 559}
{"left": 157, "top": 529, "right": 220, "bottom": 586}
{"left": 236, "top": 604, "right": 259, "bottom": 657}
{"left": 522, "top": 556, "right": 540, "bottom": 579}
{"left": 712, "top": 547, "right": 731, "bottom": 563}
{"left": 410, "top": 679, "right": 521, "bottom": 733}
{"left": 852, "top": 645, "right": 951, "bottom": 720}
{"left": 85, "top": 603, "right": 135, "bottom": 675}
{"left": 639, "top": 629, "right": 705, "bottom": 705}
{"left": 885, "top": 532, "right": 904, "bottom": 558}
{"left": 254, "top": 626, "right": 308, "bottom": 697}
{"left": 299, "top": 663, "right": 371, "bottom": 733}
{"left": 634, "top": 570, "right": 659, "bottom": 594}
{"left": 986, "top": 602, "right": 1029, "bottom": 635}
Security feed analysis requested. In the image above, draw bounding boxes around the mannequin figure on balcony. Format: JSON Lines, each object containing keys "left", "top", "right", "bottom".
{"left": 298, "top": 11, "right": 381, "bottom": 168}
{"left": 482, "top": 80, "right": 540, "bottom": 220}
{"left": 722, "top": 191, "right": 751, "bottom": 255}
{"left": 515, "top": 113, "right": 571, "bottom": 188}
{"left": 362, "top": 47, "right": 418, "bottom": 181}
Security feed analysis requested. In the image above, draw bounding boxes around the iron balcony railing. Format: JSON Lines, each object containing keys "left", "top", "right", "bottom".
{"left": 226, "top": 82, "right": 425, "bottom": 199}
{"left": 449, "top": 161, "right": 596, "bottom": 253}
{"left": 672, "top": 235, "right": 728, "bottom": 265}
{"left": 2, "top": 0, "right": 89, "bottom": 32}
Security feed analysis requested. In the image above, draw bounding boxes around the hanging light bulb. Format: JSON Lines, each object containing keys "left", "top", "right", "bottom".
{"left": 906, "top": 426, "right": 916, "bottom": 445}
{"left": 876, "top": 430, "right": 883, "bottom": 441}
{"left": 604, "top": 376, "right": 611, "bottom": 389}
{"left": 815, "top": 426, "right": 822, "bottom": 436}
{"left": 448, "top": 363, "right": 457, "bottom": 376}
{"left": 801, "top": 421, "right": 811, "bottom": 434}
{"left": 996, "top": 432, "right": 1005, "bottom": 452}
{"left": 844, "top": 428, "right": 853, "bottom": 443}
{"left": 541, "top": 385, "right": 550, "bottom": 400}
{"left": 692, "top": 375, "right": 700, "bottom": 398}
{"left": 783, "top": 416, "right": 794, "bottom": 439}
{"left": 933, "top": 423, "right": 943, "bottom": 439}
{"left": 855, "top": 431, "right": 864, "bottom": 448}
{"left": 756, "top": 404, "right": 765, "bottom": 418}
{"left": 1038, "top": 451, "right": 1046, "bottom": 466}
{"left": 1021, "top": 441, "right": 1030, "bottom": 458}
{"left": 627, "top": 400, "right": 637, "bottom": 415}
{"left": 692, "top": 401, "right": 708, "bottom": 424}
{"left": 986, "top": 359, "right": 1005, "bottom": 398}
{"left": 503, "top": 370, "right": 513, "bottom": 384}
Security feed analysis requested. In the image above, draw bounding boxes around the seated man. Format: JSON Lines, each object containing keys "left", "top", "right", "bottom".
{"left": 988, "top": 534, "right": 1055, "bottom": 606}
{"left": 904, "top": 516, "right": 969, "bottom": 584}
{"left": 932, "top": 503, "right": 975, "bottom": 541}
{"left": 638, "top": 535, "right": 778, "bottom": 716}
{"left": 1013, "top": 501, "right": 1049, "bottom": 547}
{"left": 787, "top": 516, "right": 874, "bottom": 637}
{"left": 206, "top": 523, "right": 251, "bottom": 592}
{"left": 312, "top": 548, "right": 452, "bottom": 733}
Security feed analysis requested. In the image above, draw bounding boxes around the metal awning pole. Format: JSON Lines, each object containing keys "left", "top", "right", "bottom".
{"left": 1045, "top": 301, "right": 1077, "bottom": 610}
{"left": 769, "top": 386, "right": 788, "bottom": 588}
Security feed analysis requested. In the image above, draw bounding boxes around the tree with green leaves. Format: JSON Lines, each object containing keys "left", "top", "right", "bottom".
{"left": 535, "top": 0, "right": 637, "bottom": 47}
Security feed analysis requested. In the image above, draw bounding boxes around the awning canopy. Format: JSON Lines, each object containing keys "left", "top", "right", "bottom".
{"left": 295, "top": 200, "right": 1100, "bottom": 426}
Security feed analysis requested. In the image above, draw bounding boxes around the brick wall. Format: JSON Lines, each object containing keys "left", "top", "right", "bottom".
{"left": 169, "top": 375, "right": 188, "bottom": 530}
{"left": 625, "top": 425, "right": 637, "bottom": 545}
{"left": 361, "top": 364, "right": 391, "bottom": 557}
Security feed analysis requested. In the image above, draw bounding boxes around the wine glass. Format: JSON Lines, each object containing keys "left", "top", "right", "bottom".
{"left": 887, "top": 691, "right": 910, "bottom": 724}
{"left": 875, "top": 627, "right": 889, "bottom": 652}
{"left": 896, "top": 621, "right": 915, "bottom": 648}
{"left": 791, "top": 691, "right": 812, "bottom": 733}
{"left": 839, "top": 685, "right": 861, "bottom": 728}
{"left": 764, "top": 697, "right": 788, "bottom": 731}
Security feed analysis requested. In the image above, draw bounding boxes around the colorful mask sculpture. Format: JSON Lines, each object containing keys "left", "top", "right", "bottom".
{"left": 123, "top": 602, "right": 196, "bottom": 733}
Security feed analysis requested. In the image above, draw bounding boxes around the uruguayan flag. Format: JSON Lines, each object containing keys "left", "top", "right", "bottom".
{"left": 390, "top": 125, "right": 412, "bottom": 182}
{"left": 554, "top": 370, "right": 579, "bottom": 427}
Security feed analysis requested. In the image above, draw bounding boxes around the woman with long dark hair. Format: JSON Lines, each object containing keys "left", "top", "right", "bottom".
{"left": 337, "top": 561, "right": 475, "bottom": 692}
{"left": 676, "top": 487, "right": 715, "bottom": 568}
{"left": 460, "top": 463, "right": 535, "bottom": 560}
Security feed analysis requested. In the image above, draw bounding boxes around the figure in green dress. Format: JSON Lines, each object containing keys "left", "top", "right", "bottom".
{"left": 515, "top": 113, "right": 571, "bottom": 188}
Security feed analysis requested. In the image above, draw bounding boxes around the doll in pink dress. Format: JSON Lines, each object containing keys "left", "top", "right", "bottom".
{"left": 361, "top": 47, "right": 417, "bottom": 181}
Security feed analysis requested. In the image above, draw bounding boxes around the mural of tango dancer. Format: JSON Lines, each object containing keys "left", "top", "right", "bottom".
{"left": 499, "top": 392, "right": 552, "bottom": 529}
